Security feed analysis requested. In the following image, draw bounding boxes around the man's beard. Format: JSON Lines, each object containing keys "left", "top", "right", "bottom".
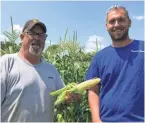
{"left": 29, "top": 40, "right": 44, "bottom": 56}
{"left": 109, "top": 29, "right": 129, "bottom": 42}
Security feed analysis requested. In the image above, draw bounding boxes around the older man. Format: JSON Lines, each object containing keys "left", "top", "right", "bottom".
{"left": 1, "top": 19, "right": 65, "bottom": 122}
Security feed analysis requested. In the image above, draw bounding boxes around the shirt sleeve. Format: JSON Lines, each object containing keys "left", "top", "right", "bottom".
{"left": 85, "top": 55, "right": 100, "bottom": 81}
{"left": 53, "top": 66, "right": 65, "bottom": 90}
{"left": 0, "top": 55, "right": 8, "bottom": 105}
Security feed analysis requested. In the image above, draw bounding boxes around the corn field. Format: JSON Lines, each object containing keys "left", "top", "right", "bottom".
{"left": 0, "top": 17, "right": 100, "bottom": 122}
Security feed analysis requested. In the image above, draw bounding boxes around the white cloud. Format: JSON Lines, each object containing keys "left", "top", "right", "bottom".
{"left": 44, "top": 40, "right": 55, "bottom": 50}
{"left": 132, "top": 16, "right": 145, "bottom": 20}
{"left": 0, "top": 34, "right": 6, "bottom": 42}
{"left": 10, "top": 24, "right": 23, "bottom": 33}
{"left": 85, "top": 35, "right": 105, "bottom": 53}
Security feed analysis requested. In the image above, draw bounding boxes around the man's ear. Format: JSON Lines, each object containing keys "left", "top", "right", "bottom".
{"left": 106, "top": 23, "right": 109, "bottom": 31}
{"left": 20, "top": 34, "right": 24, "bottom": 44}
{"left": 20, "top": 34, "right": 24, "bottom": 40}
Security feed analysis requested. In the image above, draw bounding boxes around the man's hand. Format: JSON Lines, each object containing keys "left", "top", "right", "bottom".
{"left": 65, "top": 91, "right": 80, "bottom": 104}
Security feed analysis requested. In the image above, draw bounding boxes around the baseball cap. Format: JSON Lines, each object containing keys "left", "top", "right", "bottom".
{"left": 22, "top": 19, "right": 47, "bottom": 33}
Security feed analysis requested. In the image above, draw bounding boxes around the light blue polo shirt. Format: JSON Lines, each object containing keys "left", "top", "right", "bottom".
{"left": 0, "top": 53, "right": 65, "bottom": 122}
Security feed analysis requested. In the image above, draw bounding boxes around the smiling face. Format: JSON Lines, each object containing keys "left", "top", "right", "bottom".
{"left": 106, "top": 8, "right": 131, "bottom": 42}
{"left": 21, "top": 24, "right": 47, "bottom": 56}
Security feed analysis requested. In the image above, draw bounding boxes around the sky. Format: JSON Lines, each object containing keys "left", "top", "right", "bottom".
{"left": 1, "top": 1, "right": 144, "bottom": 52}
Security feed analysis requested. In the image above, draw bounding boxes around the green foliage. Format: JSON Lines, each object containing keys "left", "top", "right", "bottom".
{"left": 42, "top": 29, "right": 98, "bottom": 122}
{"left": 1, "top": 41, "right": 20, "bottom": 55}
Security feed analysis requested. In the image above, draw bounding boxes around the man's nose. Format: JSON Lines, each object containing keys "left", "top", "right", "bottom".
{"left": 114, "top": 20, "right": 120, "bottom": 27}
{"left": 34, "top": 35, "right": 40, "bottom": 40}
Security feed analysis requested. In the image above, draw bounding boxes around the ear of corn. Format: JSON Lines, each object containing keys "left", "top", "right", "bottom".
{"left": 73, "top": 88, "right": 86, "bottom": 95}
{"left": 50, "top": 78, "right": 101, "bottom": 106}
{"left": 75, "top": 78, "right": 101, "bottom": 90}
{"left": 50, "top": 83, "right": 76, "bottom": 96}
{"left": 69, "top": 78, "right": 101, "bottom": 95}
{"left": 54, "top": 91, "right": 67, "bottom": 106}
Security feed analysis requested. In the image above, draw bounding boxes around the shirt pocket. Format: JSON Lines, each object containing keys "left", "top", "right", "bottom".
{"left": 45, "top": 76, "right": 56, "bottom": 93}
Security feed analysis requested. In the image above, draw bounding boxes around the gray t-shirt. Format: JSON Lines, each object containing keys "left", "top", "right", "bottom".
{"left": 0, "top": 53, "right": 65, "bottom": 122}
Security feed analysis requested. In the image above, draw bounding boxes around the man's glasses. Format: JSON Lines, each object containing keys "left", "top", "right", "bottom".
{"left": 24, "top": 30, "right": 48, "bottom": 40}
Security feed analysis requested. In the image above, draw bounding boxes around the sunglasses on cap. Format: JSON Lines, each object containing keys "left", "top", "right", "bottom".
{"left": 106, "top": 5, "right": 128, "bottom": 15}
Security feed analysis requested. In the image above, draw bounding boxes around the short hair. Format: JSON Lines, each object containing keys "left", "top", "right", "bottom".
{"left": 106, "top": 5, "right": 130, "bottom": 20}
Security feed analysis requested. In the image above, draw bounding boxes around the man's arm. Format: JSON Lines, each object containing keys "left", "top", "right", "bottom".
{"left": 85, "top": 54, "right": 102, "bottom": 122}
{"left": 88, "top": 84, "right": 102, "bottom": 123}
